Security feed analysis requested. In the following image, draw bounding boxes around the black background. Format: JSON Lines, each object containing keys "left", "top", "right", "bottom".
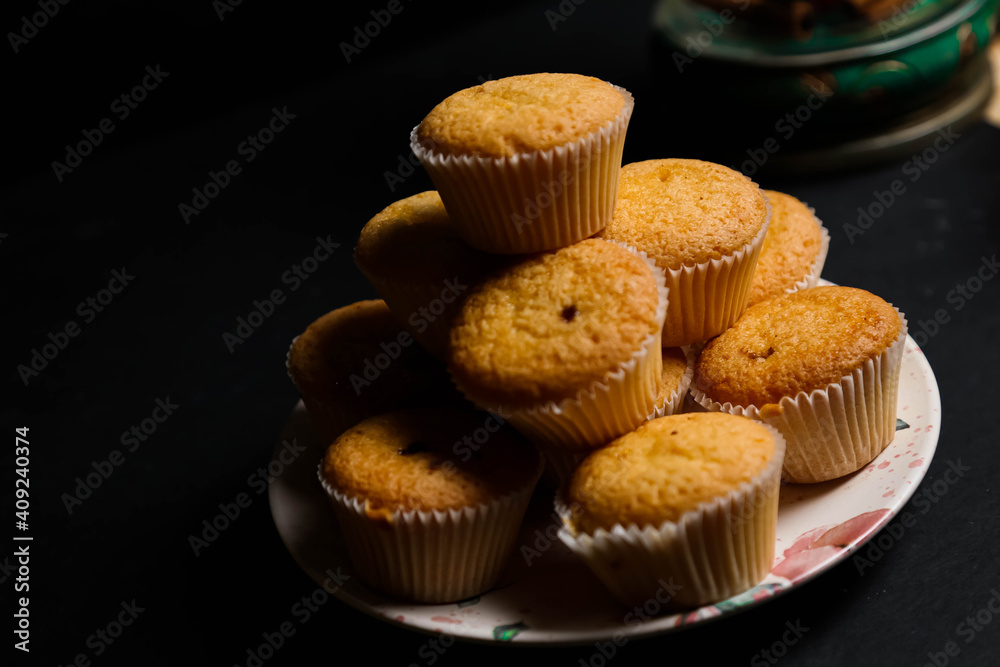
{"left": 4, "top": 0, "right": 1000, "bottom": 665}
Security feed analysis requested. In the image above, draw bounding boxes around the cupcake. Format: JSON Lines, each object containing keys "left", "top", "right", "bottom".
{"left": 691, "top": 286, "right": 907, "bottom": 483}
{"left": 287, "top": 300, "right": 459, "bottom": 444}
{"left": 447, "top": 239, "right": 668, "bottom": 466}
{"left": 557, "top": 412, "right": 784, "bottom": 609}
{"left": 597, "top": 158, "right": 770, "bottom": 347}
{"left": 747, "top": 190, "right": 830, "bottom": 307}
{"left": 318, "top": 408, "right": 543, "bottom": 603}
{"left": 411, "top": 73, "right": 634, "bottom": 254}
{"left": 355, "top": 191, "right": 505, "bottom": 360}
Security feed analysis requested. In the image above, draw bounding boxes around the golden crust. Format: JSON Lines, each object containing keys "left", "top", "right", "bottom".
{"left": 355, "top": 191, "right": 498, "bottom": 283}
{"left": 598, "top": 159, "right": 767, "bottom": 269}
{"left": 448, "top": 239, "right": 661, "bottom": 408}
{"left": 653, "top": 347, "right": 689, "bottom": 410}
{"left": 567, "top": 413, "right": 775, "bottom": 533}
{"left": 321, "top": 408, "right": 541, "bottom": 513}
{"left": 748, "top": 191, "right": 824, "bottom": 306}
{"left": 693, "top": 286, "right": 902, "bottom": 408}
{"left": 288, "top": 300, "right": 453, "bottom": 418}
{"left": 415, "top": 73, "right": 625, "bottom": 158}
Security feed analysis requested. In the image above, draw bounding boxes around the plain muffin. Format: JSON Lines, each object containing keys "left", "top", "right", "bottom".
{"left": 414, "top": 72, "right": 626, "bottom": 158}
{"left": 558, "top": 413, "right": 784, "bottom": 608}
{"left": 693, "top": 285, "right": 906, "bottom": 483}
{"left": 355, "top": 191, "right": 503, "bottom": 359}
{"left": 448, "top": 238, "right": 663, "bottom": 408}
{"left": 411, "top": 73, "right": 634, "bottom": 254}
{"left": 598, "top": 159, "right": 769, "bottom": 347}
{"left": 447, "top": 238, "right": 667, "bottom": 455}
{"left": 322, "top": 408, "right": 541, "bottom": 515}
{"left": 287, "top": 300, "right": 458, "bottom": 443}
{"left": 694, "top": 286, "right": 901, "bottom": 409}
{"left": 566, "top": 413, "right": 776, "bottom": 533}
{"left": 320, "top": 408, "right": 543, "bottom": 603}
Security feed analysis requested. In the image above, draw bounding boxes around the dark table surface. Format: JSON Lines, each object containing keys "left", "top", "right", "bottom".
{"left": 5, "top": 1, "right": 1000, "bottom": 665}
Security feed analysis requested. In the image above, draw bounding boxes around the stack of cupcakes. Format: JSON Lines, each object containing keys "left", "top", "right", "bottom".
{"left": 288, "top": 71, "right": 907, "bottom": 611}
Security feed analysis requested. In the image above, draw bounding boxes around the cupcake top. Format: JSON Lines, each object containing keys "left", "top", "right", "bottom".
{"left": 653, "top": 347, "right": 690, "bottom": 411}
{"left": 414, "top": 73, "right": 626, "bottom": 158}
{"left": 566, "top": 412, "right": 776, "bottom": 533}
{"left": 355, "top": 191, "right": 499, "bottom": 284}
{"left": 288, "top": 300, "right": 455, "bottom": 422}
{"left": 448, "top": 239, "right": 663, "bottom": 408}
{"left": 694, "top": 286, "right": 902, "bottom": 408}
{"left": 598, "top": 159, "right": 768, "bottom": 270}
{"left": 321, "top": 408, "right": 542, "bottom": 517}
{"left": 748, "top": 191, "right": 824, "bottom": 307}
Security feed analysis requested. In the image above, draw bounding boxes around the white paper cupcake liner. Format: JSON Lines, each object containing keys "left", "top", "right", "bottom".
{"left": 692, "top": 307, "right": 908, "bottom": 484}
{"left": 318, "top": 457, "right": 542, "bottom": 604}
{"left": 453, "top": 243, "right": 669, "bottom": 452}
{"left": 555, "top": 423, "right": 785, "bottom": 609}
{"left": 661, "top": 191, "right": 771, "bottom": 348}
{"left": 410, "top": 84, "right": 635, "bottom": 254}
{"left": 646, "top": 345, "right": 696, "bottom": 421}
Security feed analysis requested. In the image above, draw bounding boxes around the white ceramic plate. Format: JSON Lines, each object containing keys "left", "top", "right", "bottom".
{"left": 270, "top": 336, "right": 940, "bottom": 646}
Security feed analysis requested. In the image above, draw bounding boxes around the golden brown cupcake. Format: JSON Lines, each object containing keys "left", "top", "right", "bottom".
{"left": 557, "top": 412, "right": 784, "bottom": 608}
{"left": 648, "top": 346, "right": 695, "bottom": 420}
{"left": 598, "top": 158, "right": 770, "bottom": 347}
{"left": 319, "top": 408, "right": 543, "bottom": 603}
{"left": 286, "top": 300, "right": 458, "bottom": 443}
{"left": 747, "top": 191, "right": 829, "bottom": 307}
{"left": 411, "top": 73, "right": 634, "bottom": 254}
{"left": 447, "top": 238, "right": 668, "bottom": 458}
{"left": 692, "top": 285, "right": 907, "bottom": 483}
{"left": 355, "top": 191, "right": 504, "bottom": 359}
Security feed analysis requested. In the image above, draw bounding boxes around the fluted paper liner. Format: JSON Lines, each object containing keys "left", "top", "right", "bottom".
{"left": 692, "top": 308, "right": 908, "bottom": 484}
{"left": 661, "top": 192, "right": 771, "bottom": 348}
{"left": 555, "top": 424, "right": 785, "bottom": 609}
{"left": 318, "top": 457, "right": 542, "bottom": 604}
{"left": 410, "top": 85, "right": 635, "bottom": 254}
{"left": 452, "top": 243, "right": 669, "bottom": 457}
{"left": 646, "top": 345, "right": 696, "bottom": 421}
